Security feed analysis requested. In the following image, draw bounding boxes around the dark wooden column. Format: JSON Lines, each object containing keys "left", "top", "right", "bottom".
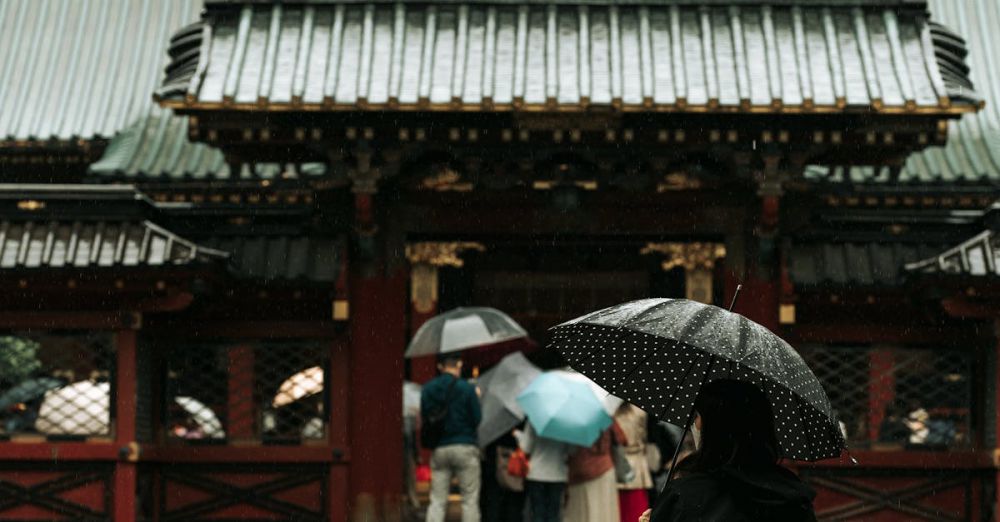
{"left": 226, "top": 345, "right": 256, "bottom": 441}
{"left": 329, "top": 337, "right": 351, "bottom": 522}
{"left": 348, "top": 268, "right": 407, "bottom": 520}
{"left": 994, "top": 319, "right": 1000, "bottom": 519}
{"left": 867, "top": 348, "right": 896, "bottom": 443}
{"left": 114, "top": 329, "right": 138, "bottom": 522}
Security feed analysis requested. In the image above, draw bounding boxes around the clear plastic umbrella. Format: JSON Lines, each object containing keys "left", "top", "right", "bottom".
{"left": 175, "top": 396, "right": 225, "bottom": 439}
{"left": 35, "top": 381, "right": 110, "bottom": 435}
{"left": 477, "top": 352, "right": 541, "bottom": 447}
{"left": 405, "top": 307, "right": 529, "bottom": 358}
{"left": 273, "top": 366, "right": 324, "bottom": 407}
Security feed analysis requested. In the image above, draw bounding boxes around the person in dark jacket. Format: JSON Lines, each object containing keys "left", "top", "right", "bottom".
{"left": 642, "top": 380, "right": 816, "bottom": 522}
{"left": 422, "top": 355, "right": 483, "bottom": 522}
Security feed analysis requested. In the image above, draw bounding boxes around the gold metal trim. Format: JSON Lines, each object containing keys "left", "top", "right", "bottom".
{"left": 405, "top": 241, "right": 486, "bottom": 268}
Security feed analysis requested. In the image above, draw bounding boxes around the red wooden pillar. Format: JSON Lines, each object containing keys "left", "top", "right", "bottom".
{"left": 329, "top": 337, "right": 351, "bottom": 522}
{"left": 867, "top": 349, "right": 896, "bottom": 443}
{"left": 114, "top": 329, "right": 138, "bottom": 522}
{"left": 994, "top": 319, "right": 1000, "bottom": 519}
{"left": 349, "top": 268, "right": 407, "bottom": 519}
{"left": 227, "top": 345, "right": 256, "bottom": 441}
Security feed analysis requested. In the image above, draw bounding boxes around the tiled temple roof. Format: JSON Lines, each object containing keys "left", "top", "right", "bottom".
{"left": 202, "top": 235, "right": 343, "bottom": 282}
{"left": 804, "top": 0, "right": 1000, "bottom": 185}
{"left": 904, "top": 230, "right": 999, "bottom": 277}
{"left": 157, "top": 2, "right": 977, "bottom": 114}
{"left": 88, "top": 115, "right": 328, "bottom": 180}
{"left": 905, "top": 200, "right": 1000, "bottom": 277}
{"left": 0, "top": 220, "right": 228, "bottom": 270}
{"left": 0, "top": 185, "right": 342, "bottom": 281}
{"left": 788, "top": 241, "right": 948, "bottom": 287}
{"left": 0, "top": 0, "right": 203, "bottom": 146}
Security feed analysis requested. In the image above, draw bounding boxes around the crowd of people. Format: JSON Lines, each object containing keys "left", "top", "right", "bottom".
{"left": 412, "top": 354, "right": 816, "bottom": 522}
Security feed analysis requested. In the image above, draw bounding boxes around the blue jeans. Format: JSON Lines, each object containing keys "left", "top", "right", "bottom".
{"left": 526, "top": 480, "right": 565, "bottom": 522}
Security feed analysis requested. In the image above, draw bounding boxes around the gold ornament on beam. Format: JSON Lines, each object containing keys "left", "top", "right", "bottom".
{"left": 640, "top": 242, "right": 726, "bottom": 272}
{"left": 405, "top": 242, "right": 486, "bottom": 268}
{"left": 410, "top": 263, "right": 439, "bottom": 314}
{"left": 641, "top": 242, "right": 726, "bottom": 304}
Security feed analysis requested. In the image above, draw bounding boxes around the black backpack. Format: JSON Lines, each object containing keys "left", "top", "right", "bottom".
{"left": 421, "top": 376, "right": 459, "bottom": 450}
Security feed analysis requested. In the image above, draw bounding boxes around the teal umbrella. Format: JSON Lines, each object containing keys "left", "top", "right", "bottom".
{"left": 516, "top": 372, "right": 612, "bottom": 447}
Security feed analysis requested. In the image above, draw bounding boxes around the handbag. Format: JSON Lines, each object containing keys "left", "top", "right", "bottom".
{"left": 496, "top": 447, "right": 526, "bottom": 492}
{"left": 612, "top": 442, "right": 636, "bottom": 484}
{"left": 644, "top": 443, "right": 662, "bottom": 473}
{"left": 506, "top": 448, "right": 530, "bottom": 479}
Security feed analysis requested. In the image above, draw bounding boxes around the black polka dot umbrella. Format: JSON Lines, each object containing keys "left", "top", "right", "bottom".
{"left": 549, "top": 298, "right": 845, "bottom": 462}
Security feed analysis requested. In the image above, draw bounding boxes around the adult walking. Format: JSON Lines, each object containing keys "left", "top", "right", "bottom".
{"left": 641, "top": 380, "right": 817, "bottom": 522}
{"left": 422, "top": 355, "right": 482, "bottom": 522}
{"left": 481, "top": 431, "right": 526, "bottom": 522}
{"left": 563, "top": 422, "right": 628, "bottom": 522}
{"left": 614, "top": 404, "right": 653, "bottom": 522}
{"left": 516, "top": 424, "right": 572, "bottom": 522}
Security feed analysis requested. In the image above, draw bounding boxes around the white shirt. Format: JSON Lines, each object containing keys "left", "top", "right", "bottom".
{"left": 516, "top": 424, "right": 571, "bottom": 483}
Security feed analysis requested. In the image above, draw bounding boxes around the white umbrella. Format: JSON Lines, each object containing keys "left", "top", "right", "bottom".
{"left": 35, "top": 381, "right": 110, "bottom": 435}
{"left": 405, "top": 307, "right": 529, "bottom": 358}
{"left": 175, "top": 396, "right": 225, "bottom": 439}
{"left": 273, "top": 366, "right": 324, "bottom": 408}
{"left": 403, "top": 381, "right": 422, "bottom": 419}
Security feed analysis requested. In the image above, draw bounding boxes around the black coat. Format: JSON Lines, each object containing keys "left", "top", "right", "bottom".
{"left": 651, "top": 465, "right": 817, "bottom": 522}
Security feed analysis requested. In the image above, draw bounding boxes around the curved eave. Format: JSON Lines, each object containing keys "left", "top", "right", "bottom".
{"left": 157, "top": 98, "right": 980, "bottom": 115}
{"left": 904, "top": 229, "right": 1000, "bottom": 277}
{"left": 156, "top": 3, "right": 980, "bottom": 118}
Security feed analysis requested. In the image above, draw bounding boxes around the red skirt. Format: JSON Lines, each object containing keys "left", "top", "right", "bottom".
{"left": 618, "top": 489, "right": 649, "bottom": 522}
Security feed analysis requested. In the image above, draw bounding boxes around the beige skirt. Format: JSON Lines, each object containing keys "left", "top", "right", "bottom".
{"left": 563, "top": 468, "right": 619, "bottom": 522}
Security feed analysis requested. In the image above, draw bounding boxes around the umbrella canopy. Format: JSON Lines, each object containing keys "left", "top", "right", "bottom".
{"left": 175, "top": 396, "right": 225, "bottom": 439}
{"left": 516, "top": 371, "right": 612, "bottom": 447}
{"left": 550, "top": 298, "right": 844, "bottom": 461}
{"left": 553, "top": 369, "right": 623, "bottom": 415}
{"left": 35, "top": 381, "right": 110, "bottom": 436}
{"left": 0, "top": 377, "right": 64, "bottom": 411}
{"left": 405, "top": 307, "right": 529, "bottom": 358}
{"left": 403, "top": 381, "right": 422, "bottom": 418}
{"left": 273, "top": 366, "right": 323, "bottom": 408}
{"left": 35, "top": 382, "right": 223, "bottom": 438}
{"left": 477, "top": 352, "right": 541, "bottom": 447}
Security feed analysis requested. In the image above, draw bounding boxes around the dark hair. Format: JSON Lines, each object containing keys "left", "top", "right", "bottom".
{"left": 437, "top": 354, "right": 463, "bottom": 367}
{"left": 685, "top": 379, "right": 780, "bottom": 472}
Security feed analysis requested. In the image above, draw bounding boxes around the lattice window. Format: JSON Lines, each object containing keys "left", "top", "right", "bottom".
{"left": 163, "top": 341, "right": 328, "bottom": 444}
{"left": 0, "top": 332, "right": 115, "bottom": 439}
{"left": 799, "top": 345, "right": 974, "bottom": 450}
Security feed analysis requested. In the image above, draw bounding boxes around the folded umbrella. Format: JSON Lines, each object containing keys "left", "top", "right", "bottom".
{"left": 477, "top": 352, "right": 541, "bottom": 447}
{"left": 516, "top": 371, "right": 612, "bottom": 447}
{"left": 549, "top": 298, "right": 844, "bottom": 462}
{"left": 405, "top": 307, "right": 529, "bottom": 359}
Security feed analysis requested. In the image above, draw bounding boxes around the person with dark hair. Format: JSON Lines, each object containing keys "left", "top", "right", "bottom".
{"left": 642, "top": 380, "right": 817, "bottom": 522}
{"left": 422, "top": 355, "right": 482, "bottom": 522}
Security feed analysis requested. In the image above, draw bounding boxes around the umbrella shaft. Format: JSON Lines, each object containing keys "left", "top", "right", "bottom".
{"left": 663, "top": 355, "right": 716, "bottom": 486}
{"left": 663, "top": 408, "right": 695, "bottom": 486}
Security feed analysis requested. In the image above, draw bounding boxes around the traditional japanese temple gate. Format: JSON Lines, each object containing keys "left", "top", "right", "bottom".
{"left": 0, "top": 0, "right": 998, "bottom": 520}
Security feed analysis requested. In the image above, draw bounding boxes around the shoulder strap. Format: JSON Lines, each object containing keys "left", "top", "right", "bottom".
{"left": 430, "top": 375, "right": 461, "bottom": 418}
{"left": 442, "top": 375, "right": 460, "bottom": 402}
